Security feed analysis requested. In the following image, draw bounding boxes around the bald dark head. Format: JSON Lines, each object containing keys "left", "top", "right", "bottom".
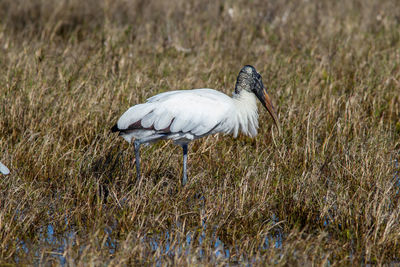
{"left": 234, "top": 65, "right": 263, "bottom": 94}
{"left": 234, "top": 65, "right": 280, "bottom": 131}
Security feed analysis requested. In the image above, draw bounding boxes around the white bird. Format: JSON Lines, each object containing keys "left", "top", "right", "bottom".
{"left": 0, "top": 161, "right": 10, "bottom": 175}
{"left": 111, "top": 65, "right": 279, "bottom": 185}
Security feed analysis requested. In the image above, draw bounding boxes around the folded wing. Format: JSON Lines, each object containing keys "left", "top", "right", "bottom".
{"left": 117, "top": 89, "right": 234, "bottom": 136}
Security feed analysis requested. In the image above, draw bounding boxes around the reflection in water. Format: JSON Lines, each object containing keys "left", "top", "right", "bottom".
{"left": 262, "top": 213, "right": 283, "bottom": 250}
{"left": 9, "top": 158, "right": 400, "bottom": 265}
{"left": 143, "top": 217, "right": 284, "bottom": 265}
{"left": 21, "top": 213, "right": 284, "bottom": 265}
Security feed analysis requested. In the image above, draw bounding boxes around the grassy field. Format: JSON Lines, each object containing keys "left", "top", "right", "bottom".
{"left": 1, "top": 0, "right": 400, "bottom": 265}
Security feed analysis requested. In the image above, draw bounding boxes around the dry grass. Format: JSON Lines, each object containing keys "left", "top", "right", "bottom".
{"left": 0, "top": 0, "right": 400, "bottom": 265}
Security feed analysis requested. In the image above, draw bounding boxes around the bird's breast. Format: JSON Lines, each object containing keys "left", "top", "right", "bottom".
{"left": 230, "top": 90, "right": 259, "bottom": 137}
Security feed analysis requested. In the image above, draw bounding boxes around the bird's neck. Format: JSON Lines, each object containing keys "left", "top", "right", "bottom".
{"left": 232, "top": 90, "right": 259, "bottom": 137}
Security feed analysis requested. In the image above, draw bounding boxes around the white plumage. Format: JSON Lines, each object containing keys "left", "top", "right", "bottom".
{"left": 0, "top": 161, "right": 10, "bottom": 175}
{"left": 112, "top": 65, "right": 279, "bottom": 185}
{"left": 116, "top": 89, "right": 259, "bottom": 144}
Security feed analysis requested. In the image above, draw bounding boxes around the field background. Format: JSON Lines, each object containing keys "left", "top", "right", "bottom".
{"left": 1, "top": 0, "right": 400, "bottom": 265}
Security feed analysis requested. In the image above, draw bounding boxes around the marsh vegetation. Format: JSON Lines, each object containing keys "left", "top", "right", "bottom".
{"left": 0, "top": 0, "right": 400, "bottom": 265}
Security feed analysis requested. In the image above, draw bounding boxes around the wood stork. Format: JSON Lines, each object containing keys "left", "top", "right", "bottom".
{"left": 111, "top": 65, "right": 279, "bottom": 185}
{"left": 0, "top": 161, "right": 10, "bottom": 175}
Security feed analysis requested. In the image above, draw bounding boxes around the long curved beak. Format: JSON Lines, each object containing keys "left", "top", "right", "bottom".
{"left": 256, "top": 88, "right": 281, "bottom": 134}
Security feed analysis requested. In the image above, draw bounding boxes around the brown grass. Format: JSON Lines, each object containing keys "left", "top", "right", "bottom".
{"left": 1, "top": 0, "right": 400, "bottom": 265}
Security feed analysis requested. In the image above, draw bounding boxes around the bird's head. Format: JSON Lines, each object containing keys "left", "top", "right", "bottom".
{"left": 235, "top": 65, "right": 280, "bottom": 132}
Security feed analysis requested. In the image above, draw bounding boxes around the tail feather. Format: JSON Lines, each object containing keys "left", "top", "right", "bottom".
{"left": 111, "top": 124, "right": 120, "bottom": 132}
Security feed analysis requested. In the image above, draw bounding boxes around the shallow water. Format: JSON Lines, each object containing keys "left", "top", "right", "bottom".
{"left": 11, "top": 157, "right": 400, "bottom": 265}
{"left": 13, "top": 213, "right": 284, "bottom": 265}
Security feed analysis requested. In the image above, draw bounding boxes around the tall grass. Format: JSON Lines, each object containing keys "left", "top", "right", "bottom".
{"left": 0, "top": 0, "right": 399, "bottom": 265}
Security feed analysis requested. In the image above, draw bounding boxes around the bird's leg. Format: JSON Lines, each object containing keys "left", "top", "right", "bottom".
{"left": 182, "top": 144, "right": 188, "bottom": 186}
{"left": 134, "top": 140, "right": 141, "bottom": 182}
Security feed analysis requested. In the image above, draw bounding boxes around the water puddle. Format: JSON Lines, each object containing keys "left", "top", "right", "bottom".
{"left": 10, "top": 155, "right": 400, "bottom": 264}
{"left": 12, "top": 213, "right": 284, "bottom": 265}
